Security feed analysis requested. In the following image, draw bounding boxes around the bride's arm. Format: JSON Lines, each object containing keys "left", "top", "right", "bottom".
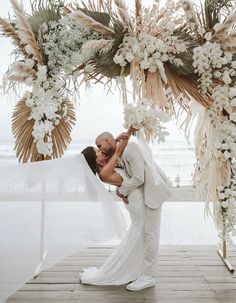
{"left": 99, "top": 137, "right": 129, "bottom": 184}
{"left": 99, "top": 127, "right": 134, "bottom": 185}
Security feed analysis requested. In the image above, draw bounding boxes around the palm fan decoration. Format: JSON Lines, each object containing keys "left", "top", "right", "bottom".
{"left": 29, "top": 0, "right": 63, "bottom": 35}
{"left": 12, "top": 98, "right": 76, "bottom": 163}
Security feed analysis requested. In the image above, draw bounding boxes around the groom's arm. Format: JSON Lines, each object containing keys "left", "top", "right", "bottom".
{"left": 118, "top": 142, "right": 145, "bottom": 197}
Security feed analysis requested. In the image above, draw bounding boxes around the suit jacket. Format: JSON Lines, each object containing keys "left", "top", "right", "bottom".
{"left": 118, "top": 142, "right": 172, "bottom": 209}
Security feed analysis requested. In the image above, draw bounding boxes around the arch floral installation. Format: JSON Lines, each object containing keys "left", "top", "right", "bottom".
{"left": 0, "top": 0, "right": 236, "bottom": 270}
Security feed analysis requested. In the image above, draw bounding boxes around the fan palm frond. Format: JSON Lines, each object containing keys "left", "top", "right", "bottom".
{"left": 28, "top": 9, "right": 61, "bottom": 34}
{"left": 165, "top": 65, "right": 212, "bottom": 109}
{"left": 94, "top": 19, "right": 129, "bottom": 78}
{"left": 204, "top": 0, "right": 235, "bottom": 30}
{"left": 28, "top": 0, "right": 63, "bottom": 34}
{"left": 12, "top": 98, "right": 76, "bottom": 163}
{"left": 212, "top": 10, "right": 236, "bottom": 40}
{"left": 170, "top": 31, "right": 199, "bottom": 76}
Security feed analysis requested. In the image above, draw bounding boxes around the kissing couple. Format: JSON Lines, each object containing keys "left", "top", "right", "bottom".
{"left": 80, "top": 128, "right": 172, "bottom": 291}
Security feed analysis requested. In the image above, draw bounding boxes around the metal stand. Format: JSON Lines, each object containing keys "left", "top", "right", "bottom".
{"left": 34, "top": 178, "right": 48, "bottom": 278}
{"left": 217, "top": 240, "right": 234, "bottom": 273}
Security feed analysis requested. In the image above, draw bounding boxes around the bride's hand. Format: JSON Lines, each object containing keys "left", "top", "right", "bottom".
{"left": 115, "top": 126, "right": 137, "bottom": 142}
{"left": 116, "top": 132, "right": 129, "bottom": 142}
{"left": 115, "top": 126, "right": 136, "bottom": 156}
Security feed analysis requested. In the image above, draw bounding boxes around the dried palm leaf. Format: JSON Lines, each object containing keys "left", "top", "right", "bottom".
{"left": 165, "top": 64, "right": 212, "bottom": 109}
{"left": 72, "top": 10, "right": 115, "bottom": 36}
{"left": 70, "top": 0, "right": 112, "bottom": 14}
{"left": 82, "top": 39, "right": 113, "bottom": 53}
{"left": 171, "top": 31, "right": 198, "bottom": 76}
{"left": 0, "top": 17, "right": 27, "bottom": 57}
{"left": 28, "top": 7, "right": 61, "bottom": 34}
{"left": 78, "top": 8, "right": 111, "bottom": 27}
{"left": 10, "top": 0, "right": 42, "bottom": 64}
{"left": 114, "top": 0, "right": 133, "bottom": 33}
{"left": 8, "top": 75, "right": 28, "bottom": 83}
{"left": 93, "top": 20, "right": 129, "bottom": 78}
{"left": 195, "top": 0, "right": 234, "bottom": 34}
{"left": 144, "top": 72, "right": 169, "bottom": 109}
{"left": 212, "top": 10, "right": 236, "bottom": 40}
{"left": 13, "top": 62, "right": 37, "bottom": 78}
{"left": 135, "top": 0, "right": 142, "bottom": 35}
{"left": 181, "top": 0, "right": 199, "bottom": 33}
{"left": 12, "top": 97, "right": 76, "bottom": 163}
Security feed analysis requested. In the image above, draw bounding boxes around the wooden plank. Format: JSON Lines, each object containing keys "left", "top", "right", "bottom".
{"left": 7, "top": 290, "right": 73, "bottom": 301}
{"left": 71, "top": 289, "right": 216, "bottom": 299}
{"left": 6, "top": 245, "right": 236, "bottom": 303}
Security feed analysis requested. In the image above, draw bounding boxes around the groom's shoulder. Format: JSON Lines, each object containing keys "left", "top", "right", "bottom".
{"left": 124, "top": 141, "right": 140, "bottom": 153}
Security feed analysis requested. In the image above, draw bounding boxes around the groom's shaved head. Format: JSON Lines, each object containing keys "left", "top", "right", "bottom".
{"left": 96, "top": 132, "right": 114, "bottom": 141}
{"left": 96, "top": 132, "right": 117, "bottom": 156}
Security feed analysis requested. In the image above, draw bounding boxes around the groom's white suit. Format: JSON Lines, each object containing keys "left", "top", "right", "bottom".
{"left": 118, "top": 141, "right": 171, "bottom": 276}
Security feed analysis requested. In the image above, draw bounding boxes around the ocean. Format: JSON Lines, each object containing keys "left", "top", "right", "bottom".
{"left": 0, "top": 139, "right": 222, "bottom": 245}
{"left": 0, "top": 139, "right": 195, "bottom": 186}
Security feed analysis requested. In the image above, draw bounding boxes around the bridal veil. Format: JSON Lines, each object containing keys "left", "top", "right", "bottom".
{"left": 0, "top": 154, "right": 127, "bottom": 302}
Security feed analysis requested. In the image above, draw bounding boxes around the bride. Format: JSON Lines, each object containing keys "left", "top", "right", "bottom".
{"left": 80, "top": 132, "right": 151, "bottom": 287}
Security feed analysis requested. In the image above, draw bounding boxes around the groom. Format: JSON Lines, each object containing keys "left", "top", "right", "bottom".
{"left": 96, "top": 131, "right": 165, "bottom": 291}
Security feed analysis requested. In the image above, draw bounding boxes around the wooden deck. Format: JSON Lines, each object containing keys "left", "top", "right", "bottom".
{"left": 6, "top": 245, "right": 236, "bottom": 303}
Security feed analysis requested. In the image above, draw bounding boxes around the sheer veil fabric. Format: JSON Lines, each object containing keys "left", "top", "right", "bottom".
{"left": 0, "top": 154, "right": 127, "bottom": 303}
{"left": 0, "top": 139, "right": 171, "bottom": 302}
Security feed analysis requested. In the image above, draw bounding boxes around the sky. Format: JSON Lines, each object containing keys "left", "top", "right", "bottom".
{"left": 0, "top": 0, "right": 191, "bottom": 143}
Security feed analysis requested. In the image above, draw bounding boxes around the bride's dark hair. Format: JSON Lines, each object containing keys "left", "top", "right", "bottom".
{"left": 81, "top": 146, "right": 97, "bottom": 175}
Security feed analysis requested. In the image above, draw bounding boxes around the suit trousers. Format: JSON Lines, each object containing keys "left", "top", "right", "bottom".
{"left": 142, "top": 204, "right": 162, "bottom": 276}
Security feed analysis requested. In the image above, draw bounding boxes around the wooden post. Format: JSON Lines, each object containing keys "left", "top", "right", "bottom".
{"left": 217, "top": 240, "right": 234, "bottom": 273}
{"left": 34, "top": 176, "right": 48, "bottom": 278}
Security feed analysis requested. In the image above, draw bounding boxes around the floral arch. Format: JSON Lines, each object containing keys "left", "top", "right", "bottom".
{"left": 0, "top": 0, "right": 236, "bottom": 269}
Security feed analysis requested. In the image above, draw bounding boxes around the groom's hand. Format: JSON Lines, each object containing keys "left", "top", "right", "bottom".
{"left": 116, "top": 189, "right": 129, "bottom": 204}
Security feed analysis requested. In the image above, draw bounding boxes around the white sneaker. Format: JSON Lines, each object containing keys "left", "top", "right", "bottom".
{"left": 126, "top": 274, "right": 156, "bottom": 291}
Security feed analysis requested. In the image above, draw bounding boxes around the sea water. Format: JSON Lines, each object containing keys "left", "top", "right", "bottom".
{"left": 0, "top": 139, "right": 195, "bottom": 185}
{"left": 0, "top": 140, "right": 220, "bottom": 245}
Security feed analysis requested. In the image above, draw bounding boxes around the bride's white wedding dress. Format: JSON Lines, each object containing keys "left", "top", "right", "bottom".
{"left": 80, "top": 168, "right": 146, "bottom": 285}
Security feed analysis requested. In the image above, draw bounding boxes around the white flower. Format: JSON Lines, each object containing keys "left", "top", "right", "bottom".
{"left": 213, "top": 23, "right": 221, "bottom": 31}
{"left": 230, "top": 113, "right": 236, "bottom": 123}
{"left": 231, "top": 61, "right": 236, "bottom": 69}
{"left": 123, "top": 99, "right": 169, "bottom": 142}
{"left": 221, "top": 201, "right": 228, "bottom": 208}
{"left": 197, "top": 26, "right": 206, "bottom": 36}
{"left": 222, "top": 71, "right": 231, "bottom": 84}
{"left": 36, "top": 66, "right": 47, "bottom": 82}
{"left": 125, "top": 52, "right": 134, "bottom": 62}
{"left": 25, "top": 45, "right": 34, "bottom": 54}
{"left": 140, "top": 59, "right": 149, "bottom": 69}
{"left": 228, "top": 87, "right": 236, "bottom": 98}
{"left": 24, "top": 59, "right": 35, "bottom": 68}
{"left": 204, "top": 32, "right": 212, "bottom": 41}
